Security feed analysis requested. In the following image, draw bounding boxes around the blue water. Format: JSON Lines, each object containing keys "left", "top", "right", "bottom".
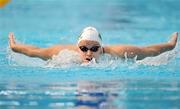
{"left": 0, "top": 0, "right": 180, "bottom": 109}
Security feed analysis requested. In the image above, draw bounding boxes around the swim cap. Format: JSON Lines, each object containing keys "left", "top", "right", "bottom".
{"left": 78, "top": 27, "right": 102, "bottom": 46}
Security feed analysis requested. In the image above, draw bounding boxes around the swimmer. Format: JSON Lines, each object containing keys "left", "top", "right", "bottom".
{"left": 9, "top": 27, "right": 178, "bottom": 63}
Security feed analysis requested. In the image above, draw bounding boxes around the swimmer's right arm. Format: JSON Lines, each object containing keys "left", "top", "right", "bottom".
{"left": 9, "top": 32, "right": 76, "bottom": 60}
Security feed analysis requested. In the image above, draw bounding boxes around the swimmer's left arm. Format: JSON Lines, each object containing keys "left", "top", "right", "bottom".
{"left": 104, "top": 32, "right": 178, "bottom": 60}
{"left": 104, "top": 45, "right": 145, "bottom": 60}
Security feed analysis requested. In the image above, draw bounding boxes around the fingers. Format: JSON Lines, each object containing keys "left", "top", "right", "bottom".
{"left": 168, "top": 32, "right": 178, "bottom": 42}
{"left": 174, "top": 32, "right": 178, "bottom": 36}
{"left": 174, "top": 32, "right": 178, "bottom": 42}
{"left": 172, "top": 32, "right": 178, "bottom": 43}
{"left": 172, "top": 32, "right": 178, "bottom": 39}
{"left": 8, "top": 32, "right": 16, "bottom": 48}
{"left": 168, "top": 32, "right": 178, "bottom": 49}
{"left": 9, "top": 32, "right": 14, "bottom": 40}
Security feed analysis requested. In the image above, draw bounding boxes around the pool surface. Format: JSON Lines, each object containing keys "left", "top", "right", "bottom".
{"left": 0, "top": 0, "right": 180, "bottom": 109}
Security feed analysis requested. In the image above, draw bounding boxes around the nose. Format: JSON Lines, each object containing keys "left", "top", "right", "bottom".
{"left": 87, "top": 50, "right": 93, "bottom": 56}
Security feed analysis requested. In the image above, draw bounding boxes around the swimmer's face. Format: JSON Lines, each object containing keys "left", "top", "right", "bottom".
{"left": 78, "top": 40, "right": 103, "bottom": 63}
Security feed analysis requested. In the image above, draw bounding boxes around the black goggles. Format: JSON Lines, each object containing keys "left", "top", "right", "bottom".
{"left": 79, "top": 46, "right": 100, "bottom": 52}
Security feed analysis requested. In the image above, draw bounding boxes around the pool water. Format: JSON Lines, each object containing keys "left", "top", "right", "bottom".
{"left": 0, "top": 0, "right": 180, "bottom": 109}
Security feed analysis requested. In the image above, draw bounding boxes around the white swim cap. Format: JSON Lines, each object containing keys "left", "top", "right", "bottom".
{"left": 78, "top": 27, "right": 102, "bottom": 46}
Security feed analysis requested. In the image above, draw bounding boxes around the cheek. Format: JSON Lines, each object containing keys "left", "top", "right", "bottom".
{"left": 93, "top": 51, "right": 101, "bottom": 58}
{"left": 79, "top": 51, "right": 86, "bottom": 58}
{"left": 94, "top": 49, "right": 102, "bottom": 58}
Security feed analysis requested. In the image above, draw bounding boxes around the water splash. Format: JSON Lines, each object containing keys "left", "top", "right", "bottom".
{"left": 7, "top": 46, "right": 178, "bottom": 68}
{"left": 46, "top": 49, "right": 82, "bottom": 68}
{"left": 136, "top": 49, "right": 177, "bottom": 66}
{"left": 7, "top": 47, "right": 46, "bottom": 67}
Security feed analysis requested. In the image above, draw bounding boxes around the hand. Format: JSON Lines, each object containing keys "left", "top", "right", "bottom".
{"left": 168, "top": 32, "right": 178, "bottom": 47}
{"left": 8, "top": 32, "right": 16, "bottom": 49}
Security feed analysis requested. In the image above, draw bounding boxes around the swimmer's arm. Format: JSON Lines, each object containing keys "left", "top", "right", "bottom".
{"left": 104, "top": 32, "right": 178, "bottom": 60}
{"left": 9, "top": 32, "right": 76, "bottom": 60}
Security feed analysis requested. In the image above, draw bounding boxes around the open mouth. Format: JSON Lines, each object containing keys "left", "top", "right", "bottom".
{"left": 86, "top": 58, "right": 92, "bottom": 61}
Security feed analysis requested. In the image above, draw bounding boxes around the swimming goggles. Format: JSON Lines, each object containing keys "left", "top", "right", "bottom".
{"left": 79, "top": 46, "right": 100, "bottom": 52}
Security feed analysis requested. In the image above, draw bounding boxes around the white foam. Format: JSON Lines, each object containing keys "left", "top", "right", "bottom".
{"left": 80, "top": 54, "right": 124, "bottom": 68}
{"left": 46, "top": 49, "right": 82, "bottom": 68}
{"left": 136, "top": 49, "right": 177, "bottom": 66}
{"left": 7, "top": 47, "right": 46, "bottom": 67}
{"left": 7, "top": 45, "right": 178, "bottom": 68}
